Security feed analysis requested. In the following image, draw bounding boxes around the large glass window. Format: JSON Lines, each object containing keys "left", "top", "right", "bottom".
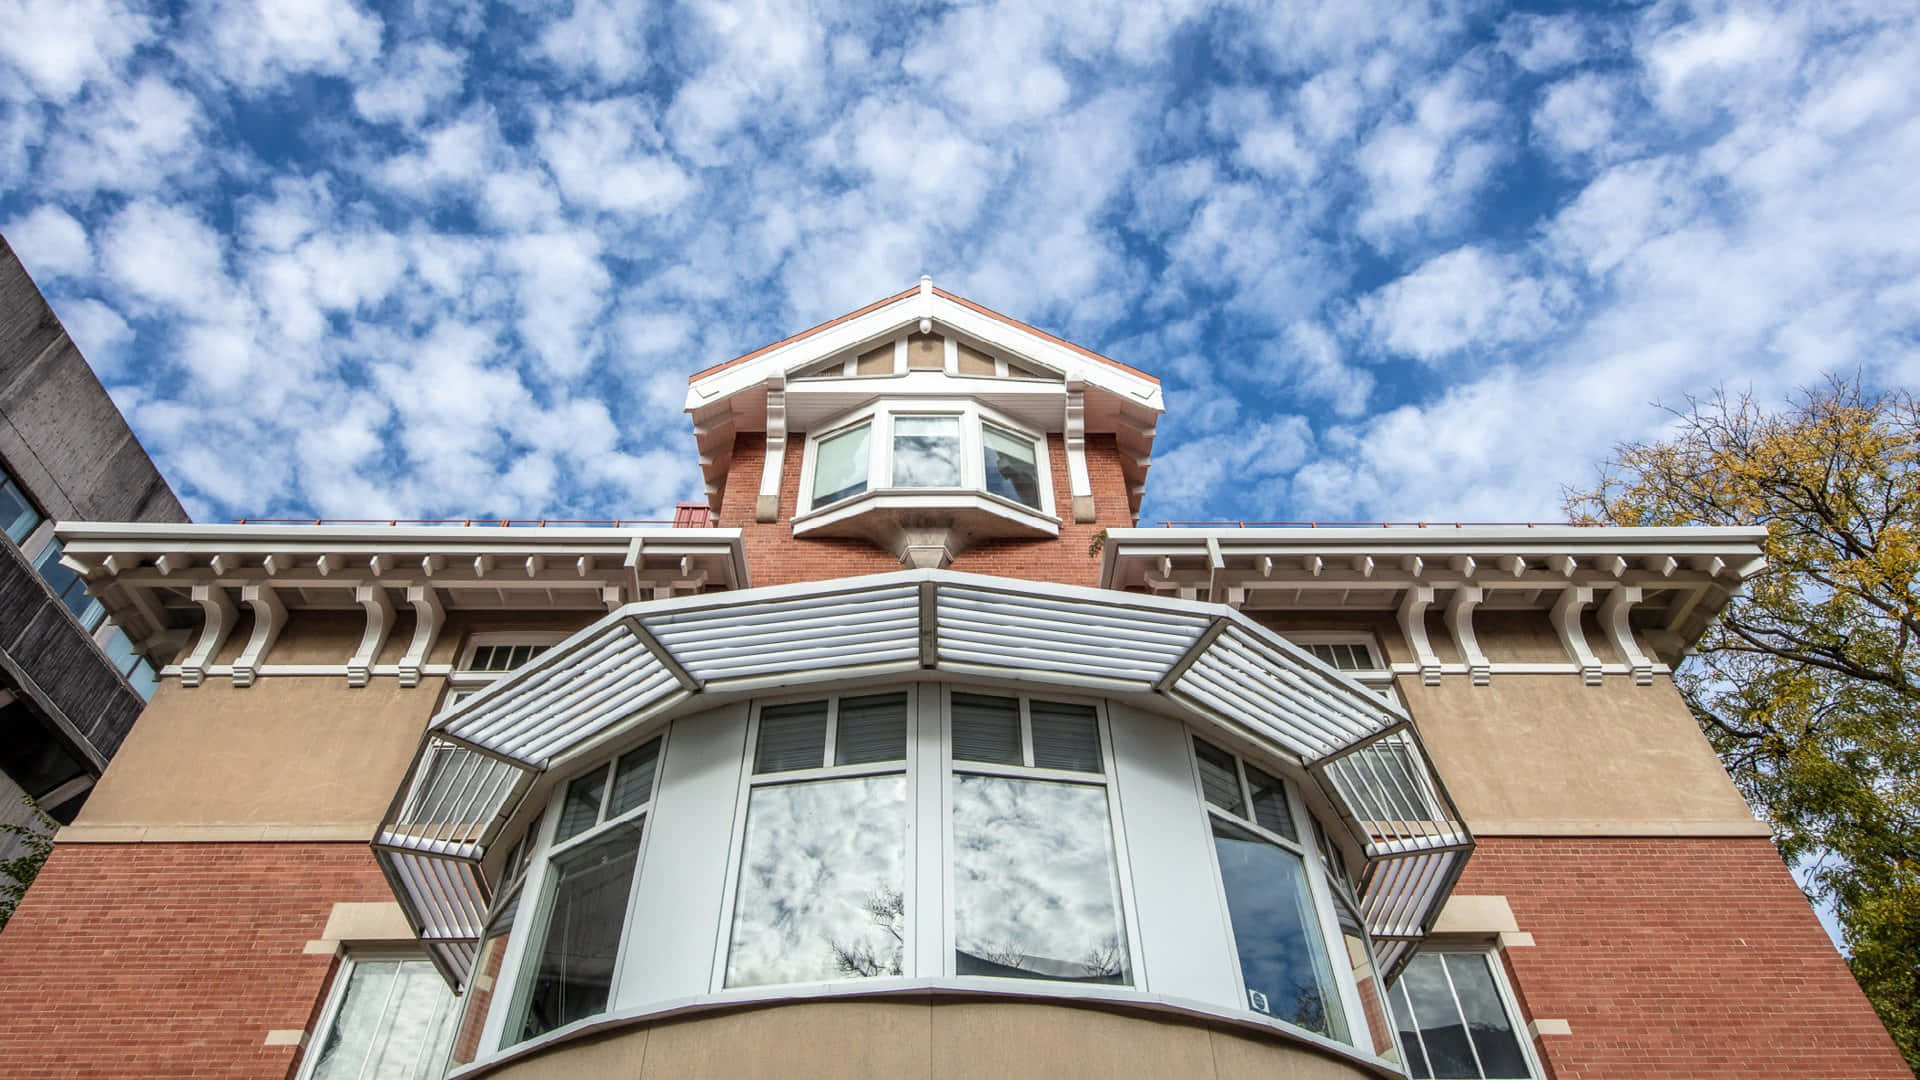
{"left": 891, "top": 416, "right": 962, "bottom": 487}
{"left": 508, "top": 737, "right": 661, "bottom": 1045}
{"left": 726, "top": 693, "right": 911, "bottom": 988}
{"left": 101, "top": 625, "right": 159, "bottom": 701}
{"left": 0, "top": 466, "right": 40, "bottom": 544}
{"left": 811, "top": 422, "right": 872, "bottom": 507}
{"left": 981, "top": 423, "right": 1041, "bottom": 508}
{"left": 1197, "top": 737, "right": 1350, "bottom": 1042}
{"left": 300, "top": 955, "right": 457, "bottom": 1080}
{"left": 950, "top": 694, "right": 1130, "bottom": 985}
{"left": 1389, "top": 951, "right": 1536, "bottom": 1079}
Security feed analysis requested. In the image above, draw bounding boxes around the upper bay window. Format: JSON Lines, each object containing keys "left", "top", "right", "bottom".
{"left": 798, "top": 401, "right": 1053, "bottom": 519}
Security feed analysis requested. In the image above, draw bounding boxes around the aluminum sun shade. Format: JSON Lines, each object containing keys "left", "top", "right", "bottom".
{"left": 374, "top": 568, "right": 1471, "bottom": 988}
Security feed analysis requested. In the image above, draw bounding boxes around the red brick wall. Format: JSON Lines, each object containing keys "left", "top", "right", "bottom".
{"left": 0, "top": 842, "right": 389, "bottom": 1079}
{"left": 1459, "top": 835, "right": 1907, "bottom": 1079}
{"left": 714, "top": 431, "right": 1134, "bottom": 587}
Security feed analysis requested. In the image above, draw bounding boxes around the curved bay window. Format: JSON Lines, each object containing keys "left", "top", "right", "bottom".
{"left": 798, "top": 401, "right": 1052, "bottom": 517}
{"left": 451, "top": 686, "right": 1403, "bottom": 1072}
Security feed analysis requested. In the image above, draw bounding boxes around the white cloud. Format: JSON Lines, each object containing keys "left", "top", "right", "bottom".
{"left": 4, "top": 204, "right": 92, "bottom": 279}
{"left": 55, "top": 297, "right": 133, "bottom": 374}
{"left": 41, "top": 75, "right": 204, "bottom": 194}
{"left": 1148, "top": 417, "right": 1315, "bottom": 517}
{"left": 501, "top": 229, "right": 611, "bottom": 379}
{"left": 378, "top": 110, "right": 497, "bottom": 197}
{"left": 1355, "top": 66, "right": 1505, "bottom": 247}
{"left": 352, "top": 41, "right": 465, "bottom": 127}
{"left": 534, "top": 0, "right": 652, "bottom": 85}
{"left": 100, "top": 199, "right": 229, "bottom": 313}
{"left": 1364, "top": 246, "right": 1563, "bottom": 362}
{"left": 0, "top": 0, "right": 153, "bottom": 101}
{"left": 535, "top": 99, "right": 692, "bottom": 216}
{"left": 195, "top": 0, "right": 384, "bottom": 90}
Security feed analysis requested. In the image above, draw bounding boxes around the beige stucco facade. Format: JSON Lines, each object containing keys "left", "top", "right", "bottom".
{"left": 472, "top": 1001, "right": 1384, "bottom": 1080}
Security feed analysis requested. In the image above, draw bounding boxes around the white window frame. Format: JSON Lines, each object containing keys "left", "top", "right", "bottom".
{"left": 709, "top": 689, "right": 922, "bottom": 994}
{"left": 1285, "top": 632, "right": 1399, "bottom": 703}
{"left": 485, "top": 728, "right": 669, "bottom": 1053}
{"left": 1188, "top": 732, "right": 1380, "bottom": 1053}
{"left": 1388, "top": 944, "right": 1544, "bottom": 1080}
{"left": 941, "top": 688, "right": 1144, "bottom": 989}
{"left": 299, "top": 947, "right": 459, "bottom": 1080}
{"left": 787, "top": 329, "right": 1064, "bottom": 382}
{"left": 793, "top": 398, "right": 1056, "bottom": 523}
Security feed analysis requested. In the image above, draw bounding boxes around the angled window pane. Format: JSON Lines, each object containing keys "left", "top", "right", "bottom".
{"left": 307, "top": 958, "right": 456, "bottom": 1080}
{"left": 0, "top": 471, "right": 39, "bottom": 544}
{"left": 1245, "top": 764, "right": 1297, "bottom": 841}
{"left": 33, "top": 538, "right": 103, "bottom": 630}
{"left": 811, "top": 423, "right": 871, "bottom": 507}
{"left": 554, "top": 764, "right": 608, "bottom": 842}
{"left": 1193, "top": 739, "right": 1244, "bottom": 816}
{"left": 513, "top": 820, "right": 643, "bottom": 1043}
{"left": 1211, "top": 818, "right": 1347, "bottom": 1040}
{"left": 725, "top": 774, "right": 908, "bottom": 987}
{"left": 606, "top": 738, "right": 661, "bottom": 818}
{"left": 755, "top": 701, "right": 828, "bottom": 773}
{"left": 1394, "top": 953, "right": 1477, "bottom": 1077}
{"left": 1391, "top": 980, "right": 1435, "bottom": 1079}
{"left": 450, "top": 890, "right": 521, "bottom": 1068}
{"left": 1445, "top": 952, "right": 1532, "bottom": 1078}
{"left": 982, "top": 423, "right": 1041, "bottom": 508}
{"left": 835, "top": 692, "right": 908, "bottom": 765}
{"left": 891, "top": 416, "right": 962, "bottom": 488}
{"left": 1028, "top": 700, "right": 1101, "bottom": 773}
{"left": 953, "top": 775, "right": 1130, "bottom": 985}
{"left": 950, "top": 692, "right": 1021, "bottom": 765}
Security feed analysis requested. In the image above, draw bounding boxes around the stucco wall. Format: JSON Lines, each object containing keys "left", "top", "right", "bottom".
{"left": 474, "top": 1000, "right": 1380, "bottom": 1080}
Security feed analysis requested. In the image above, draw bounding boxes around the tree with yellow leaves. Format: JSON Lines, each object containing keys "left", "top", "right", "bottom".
{"left": 1569, "top": 376, "right": 1918, "bottom": 1066}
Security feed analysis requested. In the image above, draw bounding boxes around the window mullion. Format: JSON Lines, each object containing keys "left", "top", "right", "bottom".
{"left": 1438, "top": 956, "right": 1492, "bottom": 1080}
{"left": 1294, "top": 778, "right": 1373, "bottom": 1053}
{"left": 1018, "top": 698, "right": 1034, "bottom": 768}
{"left": 1396, "top": 978, "right": 1436, "bottom": 1080}
{"left": 822, "top": 698, "right": 839, "bottom": 767}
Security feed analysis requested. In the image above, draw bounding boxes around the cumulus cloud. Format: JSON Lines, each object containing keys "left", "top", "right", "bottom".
{"left": 0, "top": 0, "right": 1913, "bottom": 532}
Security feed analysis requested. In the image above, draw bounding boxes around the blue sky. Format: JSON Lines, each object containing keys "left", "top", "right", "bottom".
{"left": 1, "top": 0, "right": 1916, "bottom": 525}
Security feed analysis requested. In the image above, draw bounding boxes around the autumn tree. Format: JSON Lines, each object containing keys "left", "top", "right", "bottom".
{"left": 1568, "top": 377, "right": 1919, "bottom": 1066}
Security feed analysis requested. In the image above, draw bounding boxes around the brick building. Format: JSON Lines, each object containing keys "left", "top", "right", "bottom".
{"left": 0, "top": 279, "right": 1904, "bottom": 1079}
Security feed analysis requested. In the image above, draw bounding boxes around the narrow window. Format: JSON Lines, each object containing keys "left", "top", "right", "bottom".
{"left": 1196, "top": 737, "right": 1350, "bottom": 1041}
{"left": 725, "top": 693, "right": 911, "bottom": 988}
{"left": 951, "top": 693, "right": 1130, "bottom": 985}
{"left": 891, "top": 416, "right": 962, "bottom": 488}
{"left": 1388, "top": 951, "right": 1536, "bottom": 1079}
{"left": 981, "top": 423, "right": 1042, "bottom": 508}
{"left": 508, "top": 737, "right": 661, "bottom": 1044}
{"left": 0, "top": 467, "right": 40, "bottom": 544}
{"left": 300, "top": 956, "right": 456, "bottom": 1080}
{"left": 811, "top": 422, "right": 871, "bottom": 507}
{"left": 32, "top": 537, "right": 104, "bottom": 630}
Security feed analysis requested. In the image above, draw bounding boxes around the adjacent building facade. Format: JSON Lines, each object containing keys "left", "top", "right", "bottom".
{"left": 0, "top": 238, "right": 184, "bottom": 870}
{"left": 0, "top": 279, "right": 1904, "bottom": 1079}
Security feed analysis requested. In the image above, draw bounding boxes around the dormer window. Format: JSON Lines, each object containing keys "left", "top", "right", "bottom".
{"left": 794, "top": 400, "right": 1056, "bottom": 565}
{"left": 798, "top": 401, "right": 1054, "bottom": 521}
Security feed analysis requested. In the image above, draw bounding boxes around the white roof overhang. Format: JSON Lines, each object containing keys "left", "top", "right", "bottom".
{"left": 54, "top": 523, "right": 750, "bottom": 662}
{"left": 374, "top": 568, "right": 1471, "bottom": 986}
{"left": 1101, "top": 526, "right": 1767, "bottom": 665}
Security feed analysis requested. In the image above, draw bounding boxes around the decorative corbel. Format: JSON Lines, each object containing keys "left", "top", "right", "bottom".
{"left": 180, "top": 584, "right": 238, "bottom": 689}
{"left": 398, "top": 585, "right": 445, "bottom": 689}
{"left": 1402, "top": 554, "right": 1425, "bottom": 578}
{"left": 348, "top": 584, "right": 397, "bottom": 688}
{"left": 1598, "top": 585, "right": 1654, "bottom": 685}
{"left": 1550, "top": 586, "right": 1604, "bottom": 685}
{"left": 601, "top": 585, "right": 624, "bottom": 611}
{"left": 231, "top": 584, "right": 286, "bottom": 688}
{"left": 757, "top": 376, "right": 786, "bottom": 523}
{"left": 1397, "top": 585, "right": 1442, "bottom": 685}
{"left": 1355, "top": 555, "right": 1375, "bottom": 578}
{"left": 1445, "top": 586, "right": 1490, "bottom": 686}
{"left": 1065, "top": 381, "right": 1095, "bottom": 523}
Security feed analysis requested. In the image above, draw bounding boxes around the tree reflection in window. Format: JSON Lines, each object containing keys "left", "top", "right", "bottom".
{"left": 952, "top": 774, "right": 1131, "bottom": 984}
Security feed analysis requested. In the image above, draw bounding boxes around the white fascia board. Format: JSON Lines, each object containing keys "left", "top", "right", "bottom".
{"left": 1107, "top": 525, "right": 1767, "bottom": 548}
{"left": 58, "top": 522, "right": 743, "bottom": 549}
{"left": 684, "top": 292, "right": 1163, "bottom": 414}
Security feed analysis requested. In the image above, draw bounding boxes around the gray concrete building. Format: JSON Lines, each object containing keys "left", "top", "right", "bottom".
{"left": 0, "top": 235, "right": 185, "bottom": 860}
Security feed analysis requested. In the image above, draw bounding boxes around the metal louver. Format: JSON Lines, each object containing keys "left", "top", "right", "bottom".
{"left": 375, "top": 568, "right": 1470, "bottom": 988}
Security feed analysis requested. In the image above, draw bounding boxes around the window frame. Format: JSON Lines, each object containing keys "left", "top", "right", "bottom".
{"left": 793, "top": 399, "right": 1056, "bottom": 522}
{"left": 1388, "top": 945, "right": 1544, "bottom": 1080}
{"left": 1285, "top": 632, "right": 1399, "bottom": 703}
{"left": 710, "top": 689, "right": 922, "bottom": 994}
{"left": 1188, "top": 732, "right": 1381, "bottom": 1052}
{"left": 489, "top": 728, "right": 669, "bottom": 1051}
{"left": 298, "top": 947, "right": 459, "bottom": 1080}
{"left": 941, "top": 688, "right": 1144, "bottom": 988}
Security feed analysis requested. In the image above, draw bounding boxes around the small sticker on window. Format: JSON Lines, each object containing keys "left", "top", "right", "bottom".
{"left": 1248, "top": 989, "right": 1270, "bottom": 1014}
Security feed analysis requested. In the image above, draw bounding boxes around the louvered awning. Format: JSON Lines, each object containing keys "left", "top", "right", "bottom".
{"left": 374, "top": 568, "right": 1470, "bottom": 986}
